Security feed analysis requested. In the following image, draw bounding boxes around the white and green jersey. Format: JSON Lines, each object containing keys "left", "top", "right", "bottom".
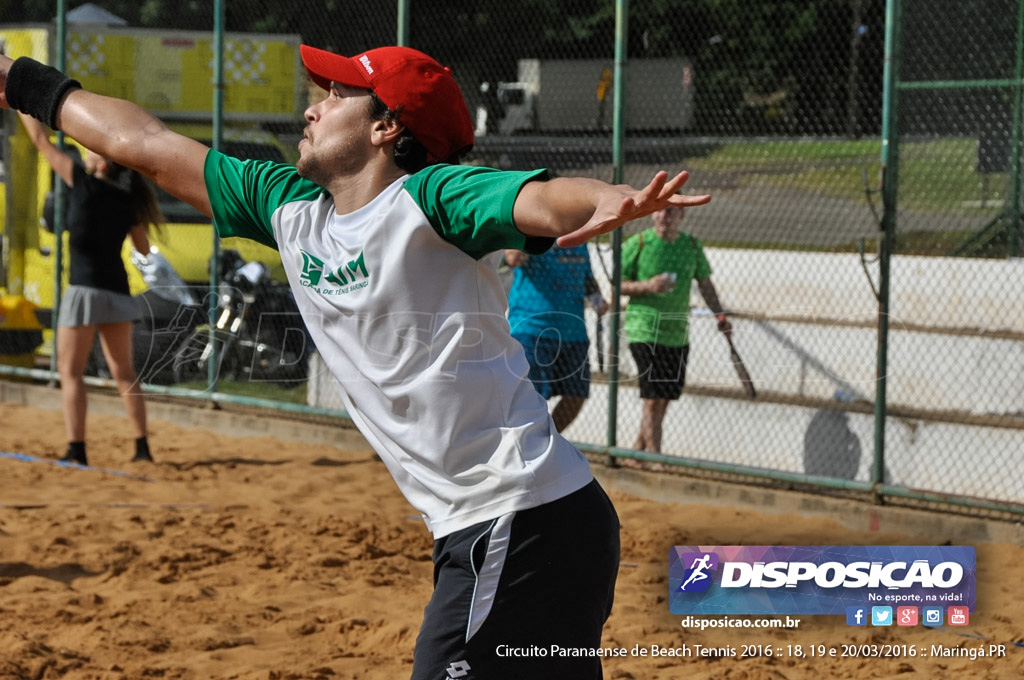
{"left": 204, "top": 151, "right": 594, "bottom": 537}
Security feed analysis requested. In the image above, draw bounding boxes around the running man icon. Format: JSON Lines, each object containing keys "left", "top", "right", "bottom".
{"left": 680, "top": 553, "right": 715, "bottom": 592}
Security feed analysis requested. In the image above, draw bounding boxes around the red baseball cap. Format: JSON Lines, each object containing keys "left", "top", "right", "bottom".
{"left": 300, "top": 44, "right": 475, "bottom": 163}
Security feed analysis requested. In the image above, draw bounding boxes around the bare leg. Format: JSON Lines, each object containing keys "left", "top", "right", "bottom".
{"left": 97, "top": 321, "right": 147, "bottom": 439}
{"left": 57, "top": 324, "right": 98, "bottom": 443}
{"left": 638, "top": 397, "right": 670, "bottom": 452}
{"left": 551, "top": 395, "right": 585, "bottom": 432}
{"left": 632, "top": 402, "right": 648, "bottom": 451}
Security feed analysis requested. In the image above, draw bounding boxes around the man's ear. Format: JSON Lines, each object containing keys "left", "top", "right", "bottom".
{"left": 371, "top": 118, "right": 405, "bottom": 146}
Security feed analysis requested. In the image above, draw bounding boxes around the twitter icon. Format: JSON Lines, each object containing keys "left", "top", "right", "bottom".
{"left": 871, "top": 606, "right": 893, "bottom": 626}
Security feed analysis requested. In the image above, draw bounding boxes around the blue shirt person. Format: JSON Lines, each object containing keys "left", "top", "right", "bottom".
{"left": 506, "top": 244, "right": 608, "bottom": 431}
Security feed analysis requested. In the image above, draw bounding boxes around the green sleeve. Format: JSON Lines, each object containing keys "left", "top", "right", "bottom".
{"left": 402, "top": 164, "right": 553, "bottom": 260}
{"left": 204, "top": 149, "right": 324, "bottom": 250}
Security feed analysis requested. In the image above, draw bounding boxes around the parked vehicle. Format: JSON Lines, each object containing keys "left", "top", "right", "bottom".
{"left": 476, "top": 58, "right": 695, "bottom": 136}
{"left": 0, "top": 23, "right": 304, "bottom": 358}
{"left": 170, "top": 250, "right": 312, "bottom": 388}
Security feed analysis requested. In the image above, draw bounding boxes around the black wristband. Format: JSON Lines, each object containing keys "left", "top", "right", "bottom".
{"left": 6, "top": 57, "right": 81, "bottom": 129}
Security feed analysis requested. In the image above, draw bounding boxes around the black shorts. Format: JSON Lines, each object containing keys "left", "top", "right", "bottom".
{"left": 513, "top": 333, "right": 591, "bottom": 399}
{"left": 411, "top": 479, "right": 620, "bottom": 680}
{"left": 629, "top": 342, "right": 690, "bottom": 400}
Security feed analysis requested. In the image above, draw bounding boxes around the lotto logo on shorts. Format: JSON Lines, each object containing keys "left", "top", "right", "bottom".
{"left": 669, "top": 546, "right": 976, "bottom": 616}
{"left": 445, "top": 660, "right": 471, "bottom": 678}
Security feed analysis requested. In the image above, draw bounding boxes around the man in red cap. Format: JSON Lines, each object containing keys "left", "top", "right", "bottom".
{"left": 1, "top": 45, "right": 710, "bottom": 679}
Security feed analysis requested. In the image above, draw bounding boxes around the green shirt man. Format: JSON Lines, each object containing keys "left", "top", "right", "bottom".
{"left": 620, "top": 206, "right": 732, "bottom": 454}
{"left": 621, "top": 225, "right": 712, "bottom": 347}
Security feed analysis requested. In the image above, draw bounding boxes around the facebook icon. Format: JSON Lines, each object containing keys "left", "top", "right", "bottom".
{"left": 846, "top": 606, "right": 867, "bottom": 626}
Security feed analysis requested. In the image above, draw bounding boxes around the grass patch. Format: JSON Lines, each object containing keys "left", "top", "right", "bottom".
{"left": 687, "top": 137, "right": 1011, "bottom": 214}
{"left": 175, "top": 379, "right": 308, "bottom": 405}
{"left": 680, "top": 136, "right": 1018, "bottom": 257}
{"left": 701, "top": 229, "right": 1014, "bottom": 258}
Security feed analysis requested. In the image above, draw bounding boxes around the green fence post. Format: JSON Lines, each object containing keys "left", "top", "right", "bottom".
{"left": 606, "top": 0, "right": 629, "bottom": 454}
{"left": 206, "top": 0, "right": 226, "bottom": 395}
{"left": 875, "top": 0, "right": 903, "bottom": 493}
{"left": 1009, "top": 0, "right": 1024, "bottom": 257}
{"left": 50, "top": 0, "right": 68, "bottom": 385}
{"left": 397, "top": 0, "right": 410, "bottom": 47}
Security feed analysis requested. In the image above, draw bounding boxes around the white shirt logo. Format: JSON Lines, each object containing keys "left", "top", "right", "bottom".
{"left": 359, "top": 55, "right": 373, "bottom": 75}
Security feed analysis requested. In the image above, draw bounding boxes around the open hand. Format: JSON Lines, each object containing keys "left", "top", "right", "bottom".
{"left": 556, "top": 170, "right": 710, "bottom": 248}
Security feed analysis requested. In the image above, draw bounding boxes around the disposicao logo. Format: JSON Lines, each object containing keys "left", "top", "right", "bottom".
{"left": 668, "top": 546, "right": 976, "bottom": 616}
{"left": 677, "top": 551, "right": 720, "bottom": 593}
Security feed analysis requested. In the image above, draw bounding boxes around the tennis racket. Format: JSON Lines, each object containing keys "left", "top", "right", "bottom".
{"left": 726, "top": 335, "right": 757, "bottom": 398}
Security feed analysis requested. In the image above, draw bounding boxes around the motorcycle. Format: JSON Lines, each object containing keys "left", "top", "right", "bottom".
{"left": 170, "top": 250, "right": 312, "bottom": 388}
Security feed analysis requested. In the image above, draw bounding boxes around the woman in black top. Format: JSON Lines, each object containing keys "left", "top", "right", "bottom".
{"left": 19, "top": 112, "right": 162, "bottom": 466}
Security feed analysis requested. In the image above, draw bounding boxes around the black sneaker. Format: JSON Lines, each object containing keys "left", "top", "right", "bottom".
{"left": 131, "top": 449, "right": 154, "bottom": 463}
{"left": 132, "top": 438, "right": 154, "bottom": 463}
{"left": 60, "top": 448, "right": 88, "bottom": 466}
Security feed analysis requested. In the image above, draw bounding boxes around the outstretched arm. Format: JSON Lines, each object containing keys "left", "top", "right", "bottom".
{"left": 513, "top": 170, "right": 711, "bottom": 247}
{"left": 17, "top": 111, "right": 75, "bottom": 186}
{"left": 1, "top": 55, "right": 213, "bottom": 218}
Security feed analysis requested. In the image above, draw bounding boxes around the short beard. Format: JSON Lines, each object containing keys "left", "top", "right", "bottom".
{"left": 295, "top": 152, "right": 329, "bottom": 190}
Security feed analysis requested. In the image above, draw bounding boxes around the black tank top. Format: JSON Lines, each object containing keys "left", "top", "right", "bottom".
{"left": 65, "top": 162, "right": 135, "bottom": 294}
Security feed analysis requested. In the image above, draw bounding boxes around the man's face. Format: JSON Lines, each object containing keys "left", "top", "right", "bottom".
{"left": 297, "top": 82, "right": 377, "bottom": 185}
{"left": 652, "top": 206, "right": 684, "bottom": 232}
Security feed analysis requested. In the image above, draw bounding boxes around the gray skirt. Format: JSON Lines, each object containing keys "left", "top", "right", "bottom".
{"left": 58, "top": 285, "right": 141, "bottom": 327}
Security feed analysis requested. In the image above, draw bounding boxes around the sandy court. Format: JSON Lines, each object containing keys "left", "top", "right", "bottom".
{"left": 0, "top": 389, "right": 1022, "bottom": 680}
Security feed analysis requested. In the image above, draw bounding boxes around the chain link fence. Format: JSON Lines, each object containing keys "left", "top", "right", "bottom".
{"left": 0, "top": 1, "right": 1020, "bottom": 516}
{"left": 880, "top": 0, "right": 1024, "bottom": 512}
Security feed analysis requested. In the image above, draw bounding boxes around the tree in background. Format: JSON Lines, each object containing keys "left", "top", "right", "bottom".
{"left": 0, "top": 0, "right": 885, "bottom": 137}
